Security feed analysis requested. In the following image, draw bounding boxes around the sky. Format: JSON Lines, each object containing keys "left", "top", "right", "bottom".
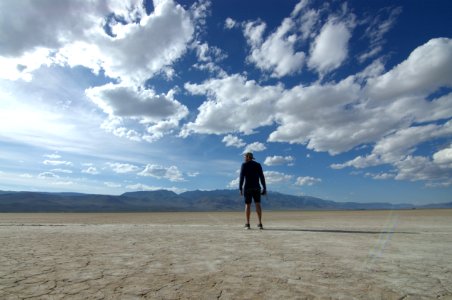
{"left": 0, "top": 0, "right": 451, "bottom": 205}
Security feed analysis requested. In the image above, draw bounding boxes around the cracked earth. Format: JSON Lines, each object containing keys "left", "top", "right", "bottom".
{"left": 0, "top": 210, "right": 451, "bottom": 299}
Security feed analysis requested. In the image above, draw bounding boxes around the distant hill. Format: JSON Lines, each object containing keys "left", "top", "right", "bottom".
{"left": 0, "top": 189, "right": 450, "bottom": 212}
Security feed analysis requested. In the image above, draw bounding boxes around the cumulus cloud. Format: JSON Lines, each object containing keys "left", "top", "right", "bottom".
{"left": 184, "top": 38, "right": 452, "bottom": 190}
{"left": 264, "top": 171, "right": 293, "bottom": 184}
{"left": 185, "top": 37, "right": 452, "bottom": 162}
{"left": 138, "top": 164, "right": 185, "bottom": 182}
{"left": 332, "top": 122, "right": 452, "bottom": 170}
{"left": 224, "top": 17, "right": 237, "bottom": 29}
{"left": 433, "top": 145, "right": 452, "bottom": 169}
{"left": 104, "top": 182, "right": 122, "bottom": 188}
{"left": 244, "top": 142, "right": 266, "bottom": 154}
{"left": 332, "top": 122, "right": 452, "bottom": 186}
{"left": 366, "top": 38, "right": 452, "bottom": 101}
{"left": 182, "top": 74, "right": 282, "bottom": 136}
{"left": 125, "top": 183, "right": 186, "bottom": 193}
{"left": 38, "top": 172, "right": 59, "bottom": 179}
{"left": 43, "top": 160, "right": 73, "bottom": 166}
{"left": 295, "top": 176, "right": 321, "bottom": 186}
{"left": 51, "top": 169, "right": 73, "bottom": 174}
{"left": 365, "top": 172, "right": 395, "bottom": 180}
{"left": 269, "top": 76, "right": 364, "bottom": 154}
{"left": 192, "top": 41, "right": 227, "bottom": 75}
{"left": 107, "top": 162, "right": 140, "bottom": 174}
{"left": 86, "top": 83, "right": 188, "bottom": 142}
{"left": 44, "top": 154, "right": 61, "bottom": 159}
{"left": 264, "top": 155, "right": 294, "bottom": 166}
{"left": 0, "top": 0, "right": 102, "bottom": 57}
{"left": 1, "top": 0, "right": 198, "bottom": 84}
{"left": 244, "top": 17, "right": 305, "bottom": 78}
{"left": 82, "top": 167, "right": 99, "bottom": 175}
{"left": 222, "top": 135, "right": 246, "bottom": 148}
{"left": 308, "top": 19, "right": 353, "bottom": 75}
{"left": 227, "top": 177, "right": 240, "bottom": 189}
{"left": 86, "top": 83, "right": 188, "bottom": 121}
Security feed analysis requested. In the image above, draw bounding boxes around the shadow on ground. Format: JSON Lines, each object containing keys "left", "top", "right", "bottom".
{"left": 263, "top": 228, "right": 417, "bottom": 234}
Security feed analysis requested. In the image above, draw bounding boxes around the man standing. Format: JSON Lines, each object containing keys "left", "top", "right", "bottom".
{"left": 239, "top": 152, "right": 267, "bottom": 230}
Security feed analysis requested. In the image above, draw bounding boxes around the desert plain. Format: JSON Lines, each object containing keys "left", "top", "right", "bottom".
{"left": 0, "top": 209, "right": 451, "bottom": 299}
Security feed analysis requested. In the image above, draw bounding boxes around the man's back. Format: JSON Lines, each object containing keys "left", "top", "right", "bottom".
{"left": 239, "top": 160, "right": 266, "bottom": 190}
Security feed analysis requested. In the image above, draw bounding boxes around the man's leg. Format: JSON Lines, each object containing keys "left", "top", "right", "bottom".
{"left": 255, "top": 202, "right": 262, "bottom": 225}
{"left": 245, "top": 203, "right": 251, "bottom": 225}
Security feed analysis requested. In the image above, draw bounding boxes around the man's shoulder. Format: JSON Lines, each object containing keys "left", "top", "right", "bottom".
{"left": 244, "top": 160, "right": 261, "bottom": 167}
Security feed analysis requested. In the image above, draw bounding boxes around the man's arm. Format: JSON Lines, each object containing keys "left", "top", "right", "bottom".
{"left": 239, "top": 163, "right": 245, "bottom": 195}
{"left": 259, "top": 163, "right": 266, "bottom": 194}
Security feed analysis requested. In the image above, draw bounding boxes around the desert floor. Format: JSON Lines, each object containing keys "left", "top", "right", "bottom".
{"left": 0, "top": 209, "right": 451, "bottom": 299}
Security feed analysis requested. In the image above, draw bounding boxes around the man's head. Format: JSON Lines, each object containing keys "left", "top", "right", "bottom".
{"left": 244, "top": 152, "right": 254, "bottom": 162}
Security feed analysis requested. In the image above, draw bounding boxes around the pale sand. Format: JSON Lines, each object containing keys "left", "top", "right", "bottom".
{"left": 1, "top": 210, "right": 452, "bottom": 299}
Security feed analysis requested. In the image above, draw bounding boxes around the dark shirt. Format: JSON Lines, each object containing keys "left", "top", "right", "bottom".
{"left": 239, "top": 160, "right": 266, "bottom": 191}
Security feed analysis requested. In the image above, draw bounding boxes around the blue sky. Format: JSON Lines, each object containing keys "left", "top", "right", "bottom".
{"left": 0, "top": 0, "right": 451, "bottom": 204}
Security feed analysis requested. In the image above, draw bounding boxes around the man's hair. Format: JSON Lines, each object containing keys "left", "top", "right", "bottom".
{"left": 244, "top": 152, "right": 254, "bottom": 160}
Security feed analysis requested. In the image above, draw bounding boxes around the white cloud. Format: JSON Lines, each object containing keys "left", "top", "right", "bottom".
{"left": 225, "top": 17, "right": 237, "bottom": 29}
{"left": 291, "top": 0, "right": 309, "bottom": 18}
{"left": 82, "top": 166, "right": 99, "bottom": 175}
{"left": 38, "top": 172, "right": 59, "bottom": 179}
{"left": 138, "top": 164, "right": 185, "bottom": 182}
{"left": 125, "top": 183, "right": 186, "bottom": 194}
{"left": 107, "top": 162, "right": 140, "bottom": 174}
{"left": 332, "top": 122, "right": 452, "bottom": 170}
{"left": 308, "top": 19, "right": 353, "bottom": 75}
{"left": 51, "top": 169, "right": 73, "bottom": 174}
{"left": 0, "top": 0, "right": 101, "bottom": 56}
{"left": 244, "top": 17, "right": 305, "bottom": 77}
{"left": 394, "top": 156, "right": 451, "bottom": 185}
{"left": 86, "top": 83, "right": 188, "bottom": 121}
{"left": 295, "top": 176, "right": 321, "bottom": 186}
{"left": 365, "top": 172, "right": 395, "bottom": 180}
{"left": 265, "top": 171, "right": 293, "bottom": 184}
{"left": 297, "top": 7, "right": 320, "bottom": 40}
{"left": 0, "top": 0, "right": 198, "bottom": 85}
{"left": 126, "top": 183, "right": 161, "bottom": 191}
{"left": 269, "top": 76, "right": 364, "bottom": 154}
{"left": 332, "top": 123, "right": 452, "bottom": 186}
{"left": 244, "top": 142, "right": 266, "bottom": 154}
{"left": 366, "top": 38, "right": 452, "bottom": 101}
{"left": 59, "top": 0, "right": 195, "bottom": 85}
{"left": 192, "top": 41, "right": 227, "bottom": 76}
{"left": 44, "top": 154, "right": 61, "bottom": 159}
{"left": 358, "top": 7, "right": 402, "bottom": 63}
{"left": 222, "top": 135, "right": 246, "bottom": 148}
{"left": 20, "top": 173, "right": 33, "bottom": 178}
{"left": 433, "top": 145, "right": 452, "bottom": 169}
{"left": 227, "top": 177, "right": 240, "bottom": 189}
{"left": 184, "top": 37, "right": 452, "bottom": 188}
{"left": 43, "top": 160, "right": 73, "bottom": 166}
{"left": 264, "top": 155, "right": 294, "bottom": 166}
{"left": 86, "top": 83, "right": 188, "bottom": 142}
{"left": 53, "top": 180, "right": 73, "bottom": 186}
{"left": 182, "top": 74, "right": 282, "bottom": 136}
{"left": 104, "top": 182, "right": 122, "bottom": 188}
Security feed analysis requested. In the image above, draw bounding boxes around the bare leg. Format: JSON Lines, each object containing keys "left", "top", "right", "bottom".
{"left": 245, "top": 203, "right": 251, "bottom": 225}
{"left": 255, "top": 202, "right": 262, "bottom": 225}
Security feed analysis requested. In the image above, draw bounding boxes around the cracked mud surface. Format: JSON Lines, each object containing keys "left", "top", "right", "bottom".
{"left": 1, "top": 210, "right": 451, "bottom": 299}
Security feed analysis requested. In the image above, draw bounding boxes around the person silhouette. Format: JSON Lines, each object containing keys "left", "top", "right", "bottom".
{"left": 239, "top": 152, "right": 267, "bottom": 229}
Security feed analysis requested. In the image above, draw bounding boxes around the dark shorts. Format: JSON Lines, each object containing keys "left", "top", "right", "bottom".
{"left": 244, "top": 188, "right": 261, "bottom": 204}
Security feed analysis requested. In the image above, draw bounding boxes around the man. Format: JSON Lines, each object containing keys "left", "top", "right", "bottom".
{"left": 239, "top": 152, "right": 267, "bottom": 230}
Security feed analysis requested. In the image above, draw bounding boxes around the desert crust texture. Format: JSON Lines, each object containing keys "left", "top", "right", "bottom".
{"left": 1, "top": 209, "right": 451, "bottom": 299}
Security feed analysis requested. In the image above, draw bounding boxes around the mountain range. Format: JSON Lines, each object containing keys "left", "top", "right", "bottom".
{"left": 0, "top": 189, "right": 451, "bottom": 212}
